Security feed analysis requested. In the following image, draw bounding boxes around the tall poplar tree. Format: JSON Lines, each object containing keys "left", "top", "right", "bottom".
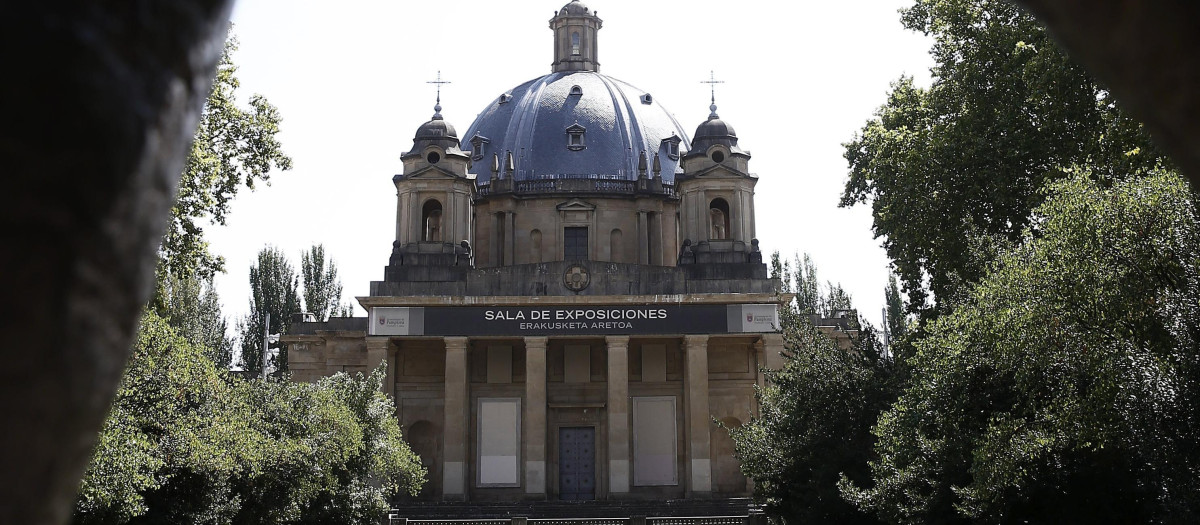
{"left": 300, "top": 244, "right": 344, "bottom": 322}
{"left": 239, "top": 246, "right": 300, "bottom": 376}
{"left": 883, "top": 274, "right": 907, "bottom": 342}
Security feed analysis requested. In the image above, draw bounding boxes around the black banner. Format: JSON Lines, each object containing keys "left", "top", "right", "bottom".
{"left": 421, "top": 304, "right": 729, "bottom": 336}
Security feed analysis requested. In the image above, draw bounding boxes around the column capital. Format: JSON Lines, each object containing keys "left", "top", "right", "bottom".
{"left": 366, "top": 336, "right": 392, "bottom": 349}
{"left": 444, "top": 336, "right": 469, "bottom": 351}
{"left": 759, "top": 333, "right": 784, "bottom": 345}
{"left": 604, "top": 335, "right": 630, "bottom": 348}
{"left": 683, "top": 334, "right": 710, "bottom": 349}
{"left": 524, "top": 336, "right": 549, "bottom": 350}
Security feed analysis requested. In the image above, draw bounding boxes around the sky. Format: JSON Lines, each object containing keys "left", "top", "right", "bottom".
{"left": 212, "top": 0, "right": 934, "bottom": 329}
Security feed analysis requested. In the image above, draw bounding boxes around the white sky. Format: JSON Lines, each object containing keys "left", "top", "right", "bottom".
{"left": 213, "top": 0, "right": 934, "bottom": 328}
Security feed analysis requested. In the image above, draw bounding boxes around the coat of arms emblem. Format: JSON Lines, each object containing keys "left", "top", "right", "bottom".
{"left": 563, "top": 263, "right": 590, "bottom": 292}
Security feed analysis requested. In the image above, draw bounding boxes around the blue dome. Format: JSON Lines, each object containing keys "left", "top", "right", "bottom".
{"left": 462, "top": 71, "right": 691, "bottom": 184}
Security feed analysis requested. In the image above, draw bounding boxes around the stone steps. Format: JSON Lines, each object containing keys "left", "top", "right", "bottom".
{"left": 389, "top": 498, "right": 759, "bottom": 520}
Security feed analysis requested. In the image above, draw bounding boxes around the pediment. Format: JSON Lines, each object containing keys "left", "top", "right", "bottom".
{"left": 556, "top": 198, "right": 596, "bottom": 211}
{"left": 691, "top": 164, "right": 753, "bottom": 179}
{"left": 404, "top": 164, "right": 464, "bottom": 180}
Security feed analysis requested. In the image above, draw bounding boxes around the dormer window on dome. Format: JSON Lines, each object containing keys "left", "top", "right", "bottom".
{"left": 569, "top": 85, "right": 583, "bottom": 96}
{"left": 499, "top": 93, "right": 512, "bottom": 104}
{"left": 640, "top": 93, "right": 653, "bottom": 105}
{"left": 470, "top": 133, "right": 490, "bottom": 161}
{"left": 566, "top": 122, "right": 586, "bottom": 151}
{"left": 662, "top": 135, "right": 681, "bottom": 160}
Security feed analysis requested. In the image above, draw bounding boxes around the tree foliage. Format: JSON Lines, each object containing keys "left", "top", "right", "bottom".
{"left": 737, "top": 255, "right": 894, "bottom": 524}
{"left": 239, "top": 246, "right": 300, "bottom": 376}
{"left": 300, "top": 244, "right": 345, "bottom": 322}
{"left": 159, "top": 271, "right": 235, "bottom": 368}
{"left": 159, "top": 33, "right": 292, "bottom": 283}
{"left": 841, "top": 0, "right": 1170, "bottom": 316}
{"left": 771, "top": 252, "right": 855, "bottom": 317}
{"left": 884, "top": 274, "right": 907, "bottom": 342}
{"left": 841, "top": 172, "right": 1200, "bottom": 524}
{"left": 76, "top": 312, "right": 426, "bottom": 525}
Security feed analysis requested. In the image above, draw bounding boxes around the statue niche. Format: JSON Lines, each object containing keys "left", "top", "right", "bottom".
{"left": 709, "top": 197, "right": 731, "bottom": 240}
{"left": 423, "top": 199, "right": 443, "bottom": 242}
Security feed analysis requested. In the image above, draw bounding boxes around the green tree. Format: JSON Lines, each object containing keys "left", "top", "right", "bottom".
{"left": 842, "top": 172, "right": 1200, "bottom": 524}
{"left": 239, "top": 246, "right": 300, "bottom": 376}
{"left": 160, "top": 272, "right": 235, "bottom": 368}
{"left": 300, "top": 244, "right": 344, "bottom": 322}
{"left": 75, "top": 312, "right": 256, "bottom": 524}
{"left": 741, "top": 255, "right": 894, "bottom": 524}
{"left": 771, "top": 252, "right": 854, "bottom": 317}
{"left": 158, "top": 33, "right": 292, "bottom": 286}
{"left": 841, "top": 0, "right": 1169, "bottom": 317}
{"left": 883, "top": 274, "right": 907, "bottom": 342}
{"left": 76, "top": 313, "right": 426, "bottom": 524}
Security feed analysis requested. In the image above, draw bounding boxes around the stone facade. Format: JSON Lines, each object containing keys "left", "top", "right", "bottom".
{"left": 283, "top": 0, "right": 790, "bottom": 502}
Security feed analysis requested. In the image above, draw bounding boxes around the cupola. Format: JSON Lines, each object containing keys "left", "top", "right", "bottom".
{"left": 690, "top": 102, "right": 741, "bottom": 154}
{"left": 550, "top": 0, "right": 602, "bottom": 73}
{"left": 406, "top": 102, "right": 463, "bottom": 158}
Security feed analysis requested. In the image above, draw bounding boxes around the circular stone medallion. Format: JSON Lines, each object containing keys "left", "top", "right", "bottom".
{"left": 563, "top": 263, "right": 591, "bottom": 292}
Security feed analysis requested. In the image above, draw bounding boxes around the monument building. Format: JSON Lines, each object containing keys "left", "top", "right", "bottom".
{"left": 284, "top": 0, "right": 786, "bottom": 502}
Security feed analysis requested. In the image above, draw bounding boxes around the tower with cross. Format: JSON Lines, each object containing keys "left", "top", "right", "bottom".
{"left": 675, "top": 70, "right": 757, "bottom": 250}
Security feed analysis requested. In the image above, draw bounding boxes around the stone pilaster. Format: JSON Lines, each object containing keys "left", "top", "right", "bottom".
{"left": 524, "top": 336, "right": 548, "bottom": 497}
{"left": 505, "top": 212, "right": 516, "bottom": 266}
{"left": 684, "top": 334, "right": 711, "bottom": 495}
{"left": 366, "top": 337, "right": 393, "bottom": 396}
{"left": 761, "top": 333, "right": 785, "bottom": 374}
{"left": 605, "top": 335, "right": 631, "bottom": 496}
{"left": 636, "top": 212, "right": 649, "bottom": 265}
{"left": 442, "top": 337, "right": 469, "bottom": 500}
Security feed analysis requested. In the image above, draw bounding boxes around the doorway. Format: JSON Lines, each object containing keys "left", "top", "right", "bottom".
{"left": 558, "top": 426, "right": 596, "bottom": 500}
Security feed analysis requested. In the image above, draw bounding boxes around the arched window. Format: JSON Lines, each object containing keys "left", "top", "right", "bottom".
{"left": 571, "top": 32, "right": 581, "bottom": 55}
{"left": 709, "top": 198, "right": 730, "bottom": 240}
{"left": 422, "top": 199, "right": 443, "bottom": 242}
{"left": 531, "top": 229, "right": 543, "bottom": 263}
{"left": 610, "top": 228, "right": 623, "bottom": 262}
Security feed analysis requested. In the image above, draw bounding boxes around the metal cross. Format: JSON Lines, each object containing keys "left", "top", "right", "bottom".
{"left": 427, "top": 70, "right": 452, "bottom": 105}
{"left": 700, "top": 70, "right": 725, "bottom": 104}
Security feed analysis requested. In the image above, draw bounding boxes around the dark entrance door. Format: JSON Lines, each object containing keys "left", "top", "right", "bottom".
{"left": 558, "top": 426, "right": 596, "bottom": 500}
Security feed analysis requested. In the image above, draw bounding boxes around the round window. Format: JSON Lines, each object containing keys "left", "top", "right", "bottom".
{"left": 427, "top": 151, "right": 441, "bottom": 164}
{"left": 711, "top": 150, "right": 725, "bottom": 163}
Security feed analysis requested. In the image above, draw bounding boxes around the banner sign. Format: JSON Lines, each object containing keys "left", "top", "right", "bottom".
{"left": 369, "top": 304, "right": 779, "bottom": 336}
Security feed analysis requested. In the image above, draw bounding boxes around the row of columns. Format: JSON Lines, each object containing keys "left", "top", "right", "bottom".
{"left": 366, "top": 332, "right": 786, "bottom": 500}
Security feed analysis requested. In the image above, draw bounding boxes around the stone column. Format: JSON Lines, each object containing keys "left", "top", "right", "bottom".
{"left": 366, "top": 337, "right": 393, "bottom": 396}
{"left": 443, "top": 337, "right": 469, "bottom": 500}
{"left": 605, "top": 335, "right": 631, "bottom": 496}
{"left": 684, "top": 335, "right": 711, "bottom": 495}
{"left": 524, "top": 336, "right": 548, "bottom": 497}
{"left": 761, "top": 333, "right": 785, "bottom": 375}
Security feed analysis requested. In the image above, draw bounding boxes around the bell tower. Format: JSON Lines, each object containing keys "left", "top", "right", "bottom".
{"left": 387, "top": 93, "right": 475, "bottom": 275}
{"left": 550, "top": 0, "right": 602, "bottom": 73}
{"left": 676, "top": 94, "right": 760, "bottom": 265}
